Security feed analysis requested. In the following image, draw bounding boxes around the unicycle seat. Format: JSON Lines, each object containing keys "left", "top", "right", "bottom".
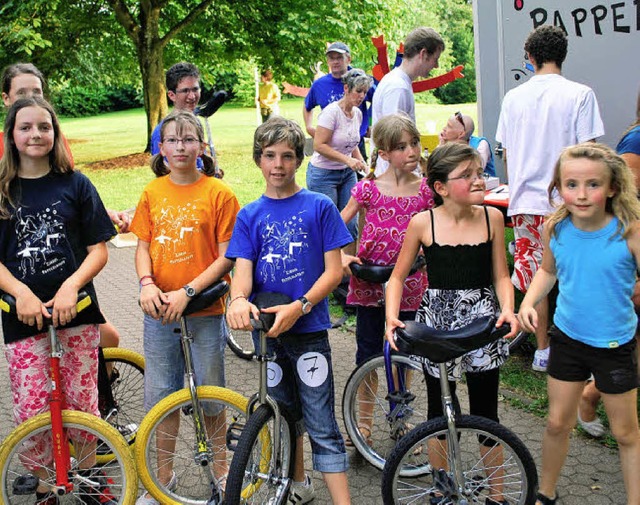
{"left": 250, "top": 292, "right": 293, "bottom": 332}
{"left": 183, "top": 281, "right": 229, "bottom": 316}
{"left": 394, "top": 316, "right": 511, "bottom": 363}
{"left": 350, "top": 255, "right": 426, "bottom": 284}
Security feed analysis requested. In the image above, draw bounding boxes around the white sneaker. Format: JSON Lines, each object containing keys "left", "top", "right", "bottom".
{"left": 532, "top": 347, "right": 550, "bottom": 372}
{"left": 577, "top": 412, "right": 606, "bottom": 438}
{"left": 135, "top": 472, "right": 177, "bottom": 504}
{"left": 287, "top": 475, "right": 315, "bottom": 504}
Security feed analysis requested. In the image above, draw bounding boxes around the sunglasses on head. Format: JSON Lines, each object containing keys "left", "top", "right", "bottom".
{"left": 454, "top": 111, "right": 465, "bottom": 128}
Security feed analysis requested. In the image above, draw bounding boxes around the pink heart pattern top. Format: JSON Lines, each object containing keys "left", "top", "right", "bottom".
{"left": 346, "top": 178, "right": 435, "bottom": 310}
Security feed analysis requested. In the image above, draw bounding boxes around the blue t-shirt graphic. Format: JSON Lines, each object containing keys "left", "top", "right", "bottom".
{"left": 226, "top": 189, "right": 352, "bottom": 333}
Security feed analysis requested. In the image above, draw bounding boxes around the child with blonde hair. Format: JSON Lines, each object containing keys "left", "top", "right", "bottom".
{"left": 519, "top": 143, "right": 640, "bottom": 505}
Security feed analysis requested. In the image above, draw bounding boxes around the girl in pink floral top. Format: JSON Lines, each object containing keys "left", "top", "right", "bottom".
{"left": 342, "top": 113, "right": 434, "bottom": 364}
{"left": 340, "top": 114, "right": 433, "bottom": 446}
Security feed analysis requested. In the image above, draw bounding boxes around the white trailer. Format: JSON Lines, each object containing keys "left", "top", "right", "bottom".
{"left": 473, "top": 0, "right": 640, "bottom": 179}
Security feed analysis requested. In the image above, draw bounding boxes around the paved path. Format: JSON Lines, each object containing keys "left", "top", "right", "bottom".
{"left": 0, "top": 244, "right": 627, "bottom": 503}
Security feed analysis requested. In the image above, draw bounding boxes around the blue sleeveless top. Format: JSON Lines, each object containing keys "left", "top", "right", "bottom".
{"left": 551, "top": 217, "right": 637, "bottom": 348}
{"left": 469, "top": 135, "right": 496, "bottom": 176}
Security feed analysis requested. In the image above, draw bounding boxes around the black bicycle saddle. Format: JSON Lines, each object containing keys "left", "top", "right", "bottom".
{"left": 250, "top": 292, "right": 294, "bottom": 331}
{"left": 394, "top": 316, "right": 511, "bottom": 363}
{"left": 183, "top": 281, "right": 229, "bottom": 316}
{"left": 349, "top": 255, "right": 426, "bottom": 284}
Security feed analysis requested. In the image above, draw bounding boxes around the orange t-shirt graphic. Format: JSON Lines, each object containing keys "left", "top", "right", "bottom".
{"left": 130, "top": 174, "right": 240, "bottom": 316}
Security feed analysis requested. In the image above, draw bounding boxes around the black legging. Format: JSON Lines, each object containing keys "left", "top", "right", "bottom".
{"left": 425, "top": 367, "right": 501, "bottom": 424}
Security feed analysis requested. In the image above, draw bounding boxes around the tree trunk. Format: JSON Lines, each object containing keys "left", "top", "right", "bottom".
{"left": 106, "top": 0, "right": 215, "bottom": 151}
{"left": 138, "top": 5, "right": 167, "bottom": 152}
{"left": 139, "top": 45, "right": 167, "bottom": 152}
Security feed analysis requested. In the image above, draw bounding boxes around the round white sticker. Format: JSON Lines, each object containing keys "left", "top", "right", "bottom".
{"left": 296, "top": 351, "right": 329, "bottom": 388}
{"left": 267, "top": 362, "right": 283, "bottom": 387}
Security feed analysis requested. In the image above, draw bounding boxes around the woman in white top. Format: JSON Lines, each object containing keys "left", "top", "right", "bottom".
{"left": 307, "top": 68, "right": 373, "bottom": 240}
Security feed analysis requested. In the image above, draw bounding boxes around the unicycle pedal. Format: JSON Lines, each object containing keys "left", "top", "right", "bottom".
{"left": 433, "top": 468, "right": 457, "bottom": 500}
{"left": 12, "top": 474, "right": 39, "bottom": 494}
{"left": 207, "top": 481, "right": 223, "bottom": 504}
{"left": 226, "top": 418, "right": 245, "bottom": 451}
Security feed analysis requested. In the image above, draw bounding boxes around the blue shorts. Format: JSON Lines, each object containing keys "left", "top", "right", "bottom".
{"left": 355, "top": 306, "right": 416, "bottom": 365}
{"left": 255, "top": 329, "right": 348, "bottom": 473}
{"left": 143, "top": 314, "right": 226, "bottom": 414}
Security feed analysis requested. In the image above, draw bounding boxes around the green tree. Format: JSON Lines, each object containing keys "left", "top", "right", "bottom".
{"left": 432, "top": 0, "right": 476, "bottom": 104}
{"left": 1, "top": 0, "right": 410, "bottom": 148}
{"left": 0, "top": 0, "right": 477, "bottom": 146}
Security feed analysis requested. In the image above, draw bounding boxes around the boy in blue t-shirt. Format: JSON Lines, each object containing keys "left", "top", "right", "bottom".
{"left": 226, "top": 116, "right": 353, "bottom": 504}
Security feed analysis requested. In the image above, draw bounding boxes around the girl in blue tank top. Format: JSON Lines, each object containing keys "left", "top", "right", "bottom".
{"left": 519, "top": 143, "right": 640, "bottom": 505}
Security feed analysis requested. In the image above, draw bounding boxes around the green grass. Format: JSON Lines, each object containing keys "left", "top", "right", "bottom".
{"left": 62, "top": 98, "right": 478, "bottom": 209}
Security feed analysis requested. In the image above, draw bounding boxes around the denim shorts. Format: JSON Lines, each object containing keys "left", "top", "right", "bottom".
{"left": 143, "top": 314, "right": 226, "bottom": 414}
{"left": 355, "top": 306, "right": 416, "bottom": 365}
{"left": 254, "top": 329, "right": 348, "bottom": 473}
{"left": 306, "top": 162, "right": 357, "bottom": 240}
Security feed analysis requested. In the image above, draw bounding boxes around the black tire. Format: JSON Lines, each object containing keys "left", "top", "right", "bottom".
{"left": 225, "top": 404, "right": 297, "bottom": 505}
{"left": 227, "top": 329, "right": 255, "bottom": 360}
{"left": 382, "top": 415, "right": 537, "bottom": 505}
{"left": 101, "top": 348, "right": 145, "bottom": 445}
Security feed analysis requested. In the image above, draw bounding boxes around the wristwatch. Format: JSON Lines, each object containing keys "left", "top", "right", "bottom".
{"left": 298, "top": 296, "right": 313, "bottom": 315}
{"left": 183, "top": 285, "right": 196, "bottom": 298}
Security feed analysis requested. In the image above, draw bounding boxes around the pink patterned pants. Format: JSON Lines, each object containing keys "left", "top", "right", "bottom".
{"left": 4, "top": 324, "right": 100, "bottom": 469}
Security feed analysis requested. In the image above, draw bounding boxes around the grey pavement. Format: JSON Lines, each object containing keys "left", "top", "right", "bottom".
{"left": 0, "top": 244, "right": 626, "bottom": 504}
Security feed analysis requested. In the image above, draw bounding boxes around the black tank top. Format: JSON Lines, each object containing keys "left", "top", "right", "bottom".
{"left": 422, "top": 207, "right": 493, "bottom": 290}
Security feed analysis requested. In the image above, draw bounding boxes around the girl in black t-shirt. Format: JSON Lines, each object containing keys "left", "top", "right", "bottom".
{"left": 0, "top": 96, "right": 115, "bottom": 503}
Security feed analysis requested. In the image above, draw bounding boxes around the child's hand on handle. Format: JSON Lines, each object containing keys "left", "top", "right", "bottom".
{"left": 342, "top": 253, "right": 361, "bottom": 276}
{"left": 517, "top": 306, "right": 538, "bottom": 334}
{"left": 139, "top": 284, "right": 168, "bottom": 320}
{"left": 226, "top": 297, "right": 260, "bottom": 332}
{"left": 47, "top": 282, "right": 79, "bottom": 328}
{"left": 262, "top": 302, "right": 301, "bottom": 338}
{"left": 15, "top": 287, "right": 49, "bottom": 330}
{"left": 107, "top": 209, "right": 131, "bottom": 234}
{"left": 161, "top": 289, "right": 190, "bottom": 325}
{"left": 385, "top": 317, "right": 405, "bottom": 351}
{"left": 496, "top": 310, "right": 519, "bottom": 339}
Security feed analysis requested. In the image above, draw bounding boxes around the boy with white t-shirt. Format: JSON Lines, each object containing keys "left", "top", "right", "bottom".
{"left": 495, "top": 25, "right": 604, "bottom": 372}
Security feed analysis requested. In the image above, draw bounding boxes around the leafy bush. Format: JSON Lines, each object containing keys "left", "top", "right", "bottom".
{"left": 106, "top": 85, "right": 144, "bottom": 111}
{"left": 50, "top": 83, "right": 143, "bottom": 117}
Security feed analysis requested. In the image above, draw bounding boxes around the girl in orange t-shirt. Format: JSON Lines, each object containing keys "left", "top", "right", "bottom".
{"left": 130, "top": 110, "right": 239, "bottom": 502}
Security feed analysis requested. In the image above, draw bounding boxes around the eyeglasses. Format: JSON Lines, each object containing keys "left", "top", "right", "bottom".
{"left": 174, "top": 86, "right": 200, "bottom": 95}
{"left": 447, "top": 168, "right": 485, "bottom": 183}
{"left": 163, "top": 137, "right": 200, "bottom": 146}
{"left": 454, "top": 111, "right": 465, "bottom": 128}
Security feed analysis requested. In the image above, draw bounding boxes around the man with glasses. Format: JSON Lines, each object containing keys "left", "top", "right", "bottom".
{"left": 151, "top": 62, "right": 203, "bottom": 165}
{"left": 371, "top": 27, "right": 444, "bottom": 175}
{"left": 439, "top": 112, "right": 495, "bottom": 176}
